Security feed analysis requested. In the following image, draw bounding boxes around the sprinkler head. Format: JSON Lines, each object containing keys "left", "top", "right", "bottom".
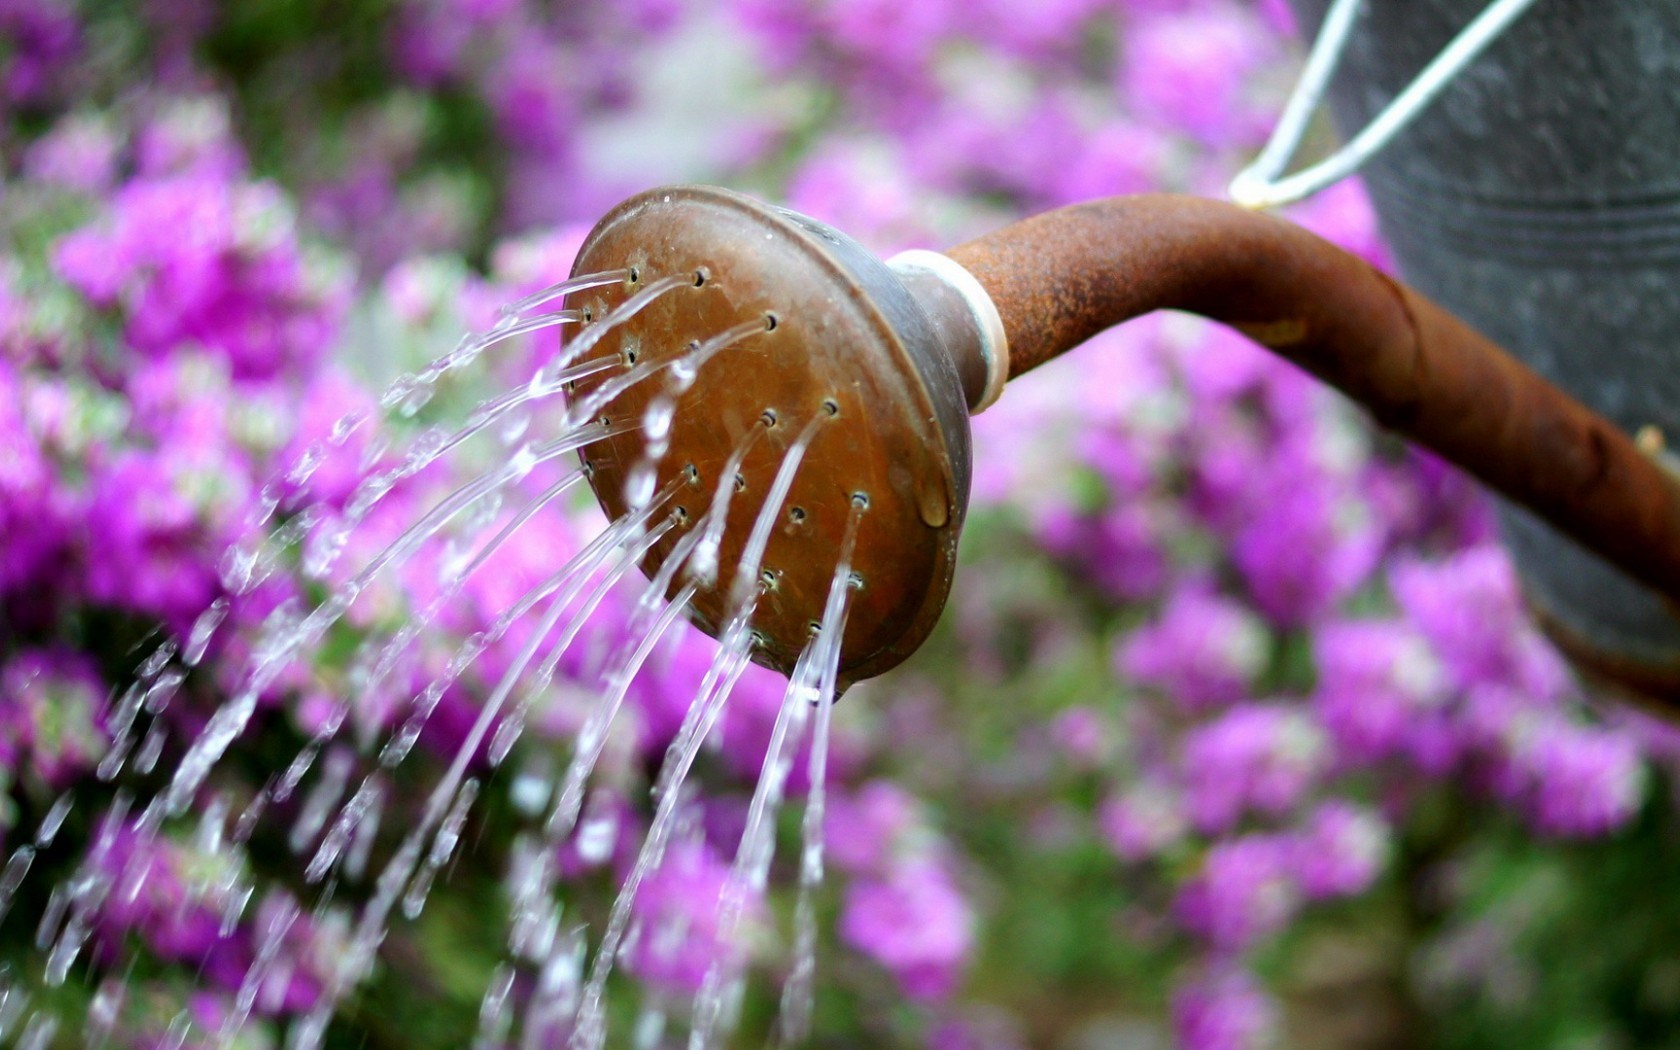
{"left": 566, "top": 186, "right": 993, "bottom": 682}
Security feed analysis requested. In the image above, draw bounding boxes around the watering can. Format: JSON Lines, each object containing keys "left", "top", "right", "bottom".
{"left": 563, "top": 0, "right": 1680, "bottom": 705}
{"left": 1258, "top": 0, "right": 1680, "bottom": 702}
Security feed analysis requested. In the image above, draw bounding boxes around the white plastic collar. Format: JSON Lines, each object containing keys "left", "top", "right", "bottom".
{"left": 888, "top": 249, "right": 1010, "bottom": 414}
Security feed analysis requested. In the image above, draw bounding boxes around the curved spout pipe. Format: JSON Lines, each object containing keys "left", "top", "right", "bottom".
{"left": 946, "top": 194, "right": 1680, "bottom": 608}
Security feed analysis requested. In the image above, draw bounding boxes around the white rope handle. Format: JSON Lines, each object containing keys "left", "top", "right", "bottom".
{"left": 1229, "top": 0, "right": 1546, "bottom": 210}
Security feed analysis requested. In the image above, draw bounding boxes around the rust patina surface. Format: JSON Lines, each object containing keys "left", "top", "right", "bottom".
{"left": 949, "top": 195, "right": 1680, "bottom": 626}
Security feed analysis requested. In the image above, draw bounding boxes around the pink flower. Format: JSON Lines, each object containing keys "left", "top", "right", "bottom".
{"left": 1172, "top": 964, "right": 1279, "bottom": 1050}
{"left": 53, "top": 172, "right": 344, "bottom": 382}
{"left": 1181, "top": 705, "right": 1329, "bottom": 833}
{"left": 1174, "top": 834, "right": 1299, "bottom": 951}
{"left": 1122, "top": 2, "right": 1275, "bottom": 146}
{"left": 840, "top": 856, "right": 974, "bottom": 1001}
{"left": 1099, "top": 783, "right": 1189, "bottom": 863}
{"left": 1117, "top": 586, "right": 1270, "bottom": 712}
{"left": 1292, "top": 801, "right": 1390, "bottom": 900}
{"left": 825, "top": 780, "right": 919, "bottom": 874}
{"left": 624, "top": 841, "right": 756, "bottom": 996}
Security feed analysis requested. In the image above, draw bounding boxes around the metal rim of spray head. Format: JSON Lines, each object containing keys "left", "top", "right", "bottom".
{"left": 564, "top": 185, "right": 980, "bottom": 684}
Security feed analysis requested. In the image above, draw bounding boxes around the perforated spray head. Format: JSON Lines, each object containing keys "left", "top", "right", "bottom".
{"left": 564, "top": 185, "right": 1003, "bottom": 683}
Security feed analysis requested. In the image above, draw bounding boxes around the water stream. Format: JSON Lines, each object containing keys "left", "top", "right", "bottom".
{"left": 8, "top": 266, "right": 866, "bottom": 1047}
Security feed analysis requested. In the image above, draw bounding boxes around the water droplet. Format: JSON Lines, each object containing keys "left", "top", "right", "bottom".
{"left": 643, "top": 398, "right": 674, "bottom": 444}
{"left": 575, "top": 809, "right": 618, "bottom": 865}
{"left": 218, "top": 542, "right": 259, "bottom": 594}
{"left": 380, "top": 373, "right": 420, "bottom": 411}
{"left": 287, "top": 442, "right": 326, "bottom": 485}
{"left": 624, "top": 462, "right": 658, "bottom": 509}
{"left": 134, "top": 722, "right": 167, "bottom": 774}
{"left": 331, "top": 409, "right": 368, "bottom": 445}
{"left": 670, "top": 356, "right": 698, "bottom": 391}
{"left": 499, "top": 402, "right": 532, "bottom": 445}
{"left": 403, "top": 426, "right": 450, "bottom": 473}
{"left": 184, "top": 599, "right": 230, "bottom": 666}
{"left": 508, "top": 442, "right": 539, "bottom": 481}
{"left": 918, "top": 485, "right": 951, "bottom": 527}
{"left": 303, "top": 517, "right": 350, "bottom": 579}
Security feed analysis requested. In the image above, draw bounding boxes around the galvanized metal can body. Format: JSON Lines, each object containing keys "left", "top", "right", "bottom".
{"left": 1287, "top": 0, "right": 1680, "bottom": 696}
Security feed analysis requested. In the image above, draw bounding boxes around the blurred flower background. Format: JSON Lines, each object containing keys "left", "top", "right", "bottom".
{"left": 4, "top": 1, "right": 1680, "bottom": 1048}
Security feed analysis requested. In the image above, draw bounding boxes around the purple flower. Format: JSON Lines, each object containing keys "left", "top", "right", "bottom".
{"left": 839, "top": 855, "right": 974, "bottom": 1001}
{"left": 825, "top": 780, "right": 918, "bottom": 875}
{"left": 82, "top": 442, "right": 251, "bottom": 632}
{"left": 1389, "top": 545, "right": 1526, "bottom": 690}
{"left": 624, "top": 840, "right": 756, "bottom": 996}
{"left": 277, "top": 366, "right": 381, "bottom": 510}
{"left": 973, "top": 0, "right": 1108, "bottom": 61}
{"left": 485, "top": 31, "right": 578, "bottom": 161}
{"left": 1034, "top": 496, "right": 1173, "bottom": 604}
{"left": 1099, "top": 782, "right": 1189, "bottom": 863}
{"left": 132, "top": 96, "right": 248, "bottom": 180}
{"left": 53, "top": 172, "right": 344, "bottom": 382}
{"left": 0, "top": 0, "right": 79, "bottom": 105}
{"left": 1180, "top": 705, "right": 1328, "bottom": 833}
{"left": 22, "top": 113, "right": 120, "bottom": 193}
{"left": 786, "top": 145, "right": 932, "bottom": 253}
{"left": 1291, "top": 801, "right": 1389, "bottom": 900}
{"left": 0, "top": 363, "right": 68, "bottom": 602}
{"left": 1520, "top": 721, "right": 1645, "bottom": 838}
{"left": 1174, "top": 834, "right": 1299, "bottom": 952}
{"left": 1230, "top": 471, "right": 1381, "bottom": 628}
{"left": 1171, "top": 964, "right": 1279, "bottom": 1050}
{"left": 1050, "top": 118, "right": 1173, "bottom": 205}
{"left": 1117, "top": 585, "right": 1269, "bottom": 712}
{"left": 1121, "top": 2, "right": 1275, "bottom": 146}
{"left": 1311, "top": 618, "right": 1449, "bottom": 765}
{"left": 0, "top": 648, "right": 107, "bottom": 787}
{"left": 1048, "top": 706, "right": 1110, "bottom": 768}
{"left": 96, "top": 826, "right": 233, "bottom": 966}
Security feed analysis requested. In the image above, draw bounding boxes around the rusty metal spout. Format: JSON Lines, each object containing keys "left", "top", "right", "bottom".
{"left": 569, "top": 184, "right": 1680, "bottom": 700}
{"left": 946, "top": 195, "right": 1680, "bottom": 619}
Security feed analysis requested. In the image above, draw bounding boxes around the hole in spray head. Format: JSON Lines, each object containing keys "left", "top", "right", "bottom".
{"left": 760, "top": 568, "right": 779, "bottom": 591}
{"left": 627, "top": 266, "right": 640, "bottom": 286}
{"left": 733, "top": 473, "right": 747, "bottom": 493}
{"left": 847, "top": 570, "right": 865, "bottom": 590}
{"left": 692, "top": 268, "right": 710, "bottom": 288}
{"left": 673, "top": 505, "right": 689, "bottom": 524}
{"left": 850, "top": 492, "right": 870, "bottom": 510}
{"left": 788, "top": 506, "right": 806, "bottom": 524}
{"left": 807, "top": 620, "right": 822, "bottom": 636}
{"left": 683, "top": 463, "right": 700, "bottom": 485}
{"left": 760, "top": 408, "right": 779, "bottom": 429}
{"left": 764, "top": 312, "right": 780, "bottom": 332}
{"left": 822, "top": 398, "right": 841, "bottom": 417}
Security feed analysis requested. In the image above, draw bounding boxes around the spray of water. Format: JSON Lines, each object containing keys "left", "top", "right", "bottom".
{"left": 10, "top": 255, "right": 888, "bottom": 1049}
